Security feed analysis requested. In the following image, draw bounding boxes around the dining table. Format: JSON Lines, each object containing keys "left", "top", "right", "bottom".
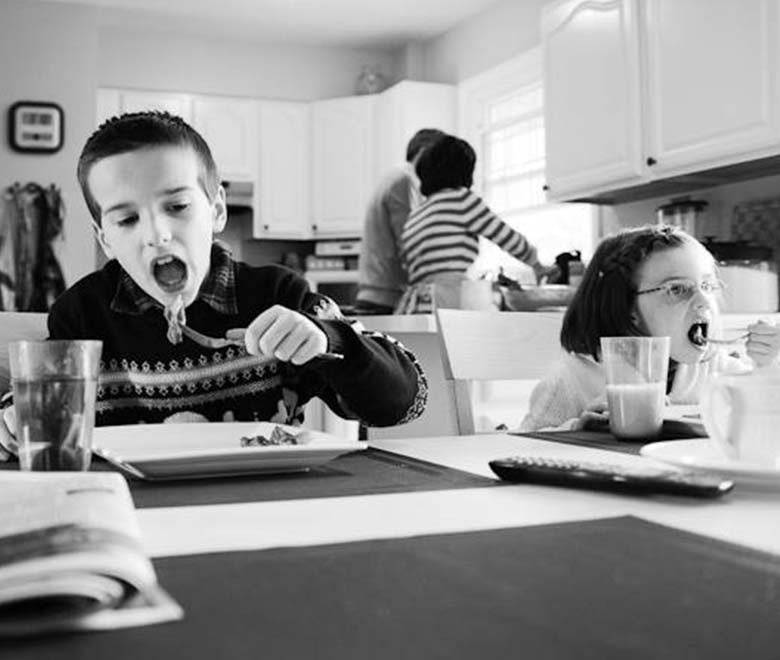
{"left": 5, "top": 418, "right": 780, "bottom": 659}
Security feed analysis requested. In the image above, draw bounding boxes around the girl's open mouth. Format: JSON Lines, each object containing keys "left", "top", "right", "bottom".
{"left": 152, "top": 255, "right": 188, "bottom": 293}
{"left": 688, "top": 321, "right": 709, "bottom": 347}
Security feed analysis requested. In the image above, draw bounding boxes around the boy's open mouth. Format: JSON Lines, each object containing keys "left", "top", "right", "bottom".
{"left": 688, "top": 321, "right": 709, "bottom": 347}
{"left": 152, "top": 255, "right": 187, "bottom": 293}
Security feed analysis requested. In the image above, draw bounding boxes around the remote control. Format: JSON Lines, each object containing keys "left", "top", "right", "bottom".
{"left": 489, "top": 456, "right": 734, "bottom": 498}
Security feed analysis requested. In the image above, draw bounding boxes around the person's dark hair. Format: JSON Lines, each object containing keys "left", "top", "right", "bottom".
{"left": 560, "top": 224, "right": 695, "bottom": 361}
{"left": 415, "top": 134, "right": 475, "bottom": 196}
{"left": 77, "top": 111, "right": 219, "bottom": 224}
{"left": 405, "top": 128, "right": 445, "bottom": 163}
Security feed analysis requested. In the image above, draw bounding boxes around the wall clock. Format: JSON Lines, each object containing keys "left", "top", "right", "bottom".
{"left": 8, "top": 101, "right": 64, "bottom": 153}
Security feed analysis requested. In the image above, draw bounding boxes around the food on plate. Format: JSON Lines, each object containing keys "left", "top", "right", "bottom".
{"left": 163, "top": 294, "right": 186, "bottom": 345}
{"left": 240, "top": 425, "right": 313, "bottom": 447}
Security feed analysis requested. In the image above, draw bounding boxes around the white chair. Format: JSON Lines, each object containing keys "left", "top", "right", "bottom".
{"left": 435, "top": 308, "right": 565, "bottom": 435}
{"left": 0, "top": 312, "right": 49, "bottom": 392}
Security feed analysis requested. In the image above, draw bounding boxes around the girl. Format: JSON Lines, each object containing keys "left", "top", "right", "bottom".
{"left": 395, "top": 134, "right": 557, "bottom": 314}
{"left": 520, "top": 225, "right": 780, "bottom": 432}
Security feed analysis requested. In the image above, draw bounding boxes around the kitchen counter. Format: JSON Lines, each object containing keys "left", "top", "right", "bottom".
{"left": 351, "top": 314, "right": 437, "bottom": 334}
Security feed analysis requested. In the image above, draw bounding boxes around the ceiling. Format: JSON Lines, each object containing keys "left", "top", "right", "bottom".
{"left": 32, "top": 0, "right": 504, "bottom": 48}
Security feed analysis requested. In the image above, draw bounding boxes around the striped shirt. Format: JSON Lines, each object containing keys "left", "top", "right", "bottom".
{"left": 400, "top": 188, "right": 539, "bottom": 285}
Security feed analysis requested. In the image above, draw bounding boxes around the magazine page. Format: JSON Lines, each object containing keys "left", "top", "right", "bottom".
{"left": 0, "top": 471, "right": 183, "bottom": 636}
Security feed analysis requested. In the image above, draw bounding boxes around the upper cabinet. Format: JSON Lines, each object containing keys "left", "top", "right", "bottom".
{"left": 191, "top": 97, "right": 258, "bottom": 183}
{"left": 642, "top": 0, "right": 780, "bottom": 177}
{"left": 542, "top": 0, "right": 644, "bottom": 200}
{"left": 542, "top": 0, "right": 780, "bottom": 202}
{"left": 256, "top": 101, "right": 311, "bottom": 239}
{"left": 375, "top": 81, "right": 456, "bottom": 174}
{"left": 96, "top": 89, "right": 193, "bottom": 125}
{"left": 311, "top": 95, "right": 377, "bottom": 237}
{"left": 311, "top": 82, "right": 456, "bottom": 237}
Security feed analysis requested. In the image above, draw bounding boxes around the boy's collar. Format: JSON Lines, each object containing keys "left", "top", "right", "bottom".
{"left": 110, "top": 241, "right": 239, "bottom": 316}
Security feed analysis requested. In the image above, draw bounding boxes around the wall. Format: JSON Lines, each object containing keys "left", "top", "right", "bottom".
{"left": 417, "top": 0, "right": 546, "bottom": 83}
{"left": 602, "top": 173, "right": 780, "bottom": 241}
{"left": 98, "top": 26, "right": 398, "bottom": 101}
{"left": 0, "top": 0, "right": 99, "bottom": 290}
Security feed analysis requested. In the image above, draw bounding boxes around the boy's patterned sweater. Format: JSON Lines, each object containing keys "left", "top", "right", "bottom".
{"left": 48, "top": 244, "right": 427, "bottom": 427}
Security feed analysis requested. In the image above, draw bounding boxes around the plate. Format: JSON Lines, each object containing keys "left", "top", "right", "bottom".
{"left": 92, "top": 422, "right": 366, "bottom": 481}
{"left": 640, "top": 439, "right": 780, "bottom": 484}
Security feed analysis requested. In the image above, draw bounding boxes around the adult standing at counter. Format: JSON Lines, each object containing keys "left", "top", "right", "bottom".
{"left": 396, "top": 135, "right": 557, "bottom": 314}
{"left": 355, "top": 128, "right": 445, "bottom": 315}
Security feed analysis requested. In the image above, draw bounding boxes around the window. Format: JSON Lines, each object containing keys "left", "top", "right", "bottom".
{"left": 458, "top": 50, "right": 596, "bottom": 283}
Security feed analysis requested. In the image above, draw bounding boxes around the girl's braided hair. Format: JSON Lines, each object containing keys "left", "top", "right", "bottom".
{"left": 560, "top": 224, "right": 692, "bottom": 360}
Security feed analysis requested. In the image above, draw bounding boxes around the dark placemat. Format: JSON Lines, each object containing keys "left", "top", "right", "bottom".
{"left": 0, "top": 449, "right": 499, "bottom": 508}
{"left": 8, "top": 516, "right": 780, "bottom": 659}
{"left": 125, "top": 448, "right": 498, "bottom": 508}
{"left": 515, "top": 418, "right": 707, "bottom": 455}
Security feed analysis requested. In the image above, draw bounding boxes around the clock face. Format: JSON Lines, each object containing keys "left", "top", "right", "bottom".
{"left": 8, "top": 102, "right": 63, "bottom": 153}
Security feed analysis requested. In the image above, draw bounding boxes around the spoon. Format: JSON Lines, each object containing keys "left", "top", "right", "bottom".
{"left": 705, "top": 332, "right": 749, "bottom": 346}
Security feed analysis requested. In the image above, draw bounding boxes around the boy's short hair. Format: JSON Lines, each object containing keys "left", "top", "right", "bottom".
{"left": 561, "top": 224, "right": 698, "bottom": 360}
{"left": 77, "top": 111, "right": 220, "bottom": 224}
{"left": 405, "top": 128, "right": 445, "bottom": 163}
{"left": 415, "top": 134, "right": 475, "bottom": 197}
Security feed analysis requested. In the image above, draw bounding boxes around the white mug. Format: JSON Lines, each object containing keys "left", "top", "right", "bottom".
{"left": 700, "top": 367, "right": 780, "bottom": 467}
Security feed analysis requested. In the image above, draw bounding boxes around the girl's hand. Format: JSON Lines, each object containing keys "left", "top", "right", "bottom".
{"left": 745, "top": 320, "right": 780, "bottom": 367}
{"left": 238, "top": 305, "right": 328, "bottom": 365}
{"left": 571, "top": 396, "right": 609, "bottom": 431}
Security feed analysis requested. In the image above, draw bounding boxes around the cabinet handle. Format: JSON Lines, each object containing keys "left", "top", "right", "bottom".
{"left": 263, "top": 224, "right": 269, "bottom": 231}
{"left": 312, "top": 224, "right": 318, "bottom": 232}
{"left": 542, "top": 184, "right": 549, "bottom": 191}
{"left": 646, "top": 157, "right": 657, "bottom": 166}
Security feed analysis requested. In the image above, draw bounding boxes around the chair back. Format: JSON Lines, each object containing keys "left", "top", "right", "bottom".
{"left": 435, "top": 308, "right": 565, "bottom": 434}
{"left": 0, "top": 312, "right": 48, "bottom": 392}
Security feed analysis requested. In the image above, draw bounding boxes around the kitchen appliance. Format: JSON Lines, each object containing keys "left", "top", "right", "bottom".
{"left": 703, "top": 238, "right": 779, "bottom": 313}
{"left": 223, "top": 180, "right": 254, "bottom": 211}
{"left": 656, "top": 197, "right": 708, "bottom": 236}
{"left": 304, "top": 240, "right": 361, "bottom": 313}
{"left": 553, "top": 250, "right": 584, "bottom": 286}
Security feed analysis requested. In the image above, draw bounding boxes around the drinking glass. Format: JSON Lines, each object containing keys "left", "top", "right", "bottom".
{"left": 9, "top": 340, "right": 102, "bottom": 471}
{"left": 600, "top": 336, "right": 670, "bottom": 440}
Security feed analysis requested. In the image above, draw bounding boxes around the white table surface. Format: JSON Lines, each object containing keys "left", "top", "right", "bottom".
{"left": 136, "top": 432, "right": 780, "bottom": 560}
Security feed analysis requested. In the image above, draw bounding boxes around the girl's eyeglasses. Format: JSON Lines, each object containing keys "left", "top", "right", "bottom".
{"left": 635, "top": 278, "right": 725, "bottom": 304}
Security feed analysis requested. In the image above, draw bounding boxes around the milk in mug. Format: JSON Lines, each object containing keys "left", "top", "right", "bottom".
{"left": 606, "top": 382, "right": 666, "bottom": 439}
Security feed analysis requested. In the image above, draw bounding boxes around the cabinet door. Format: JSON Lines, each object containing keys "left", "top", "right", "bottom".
{"left": 118, "top": 90, "right": 192, "bottom": 122}
{"left": 191, "top": 97, "right": 258, "bottom": 182}
{"left": 311, "top": 95, "right": 376, "bottom": 237}
{"left": 542, "top": 0, "right": 644, "bottom": 200}
{"left": 376, "top": 81, "right": 456, "bottom": 173}
{"left": 643, "top": 0, "right": 780, "bottom": 176}
{"left": 255, "top": 101, "right": 311, "bottom": 239}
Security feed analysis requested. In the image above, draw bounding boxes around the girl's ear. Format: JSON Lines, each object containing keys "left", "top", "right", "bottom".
{"left": 92, "top": 221, "right": 114, "bottom": 259}
{"left": 211, "top": 185, "right": 227, "bottom": 234}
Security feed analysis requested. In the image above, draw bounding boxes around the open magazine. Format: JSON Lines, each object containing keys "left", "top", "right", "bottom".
{"left": 0, "top": 471, "right": 182, "bottom": 637}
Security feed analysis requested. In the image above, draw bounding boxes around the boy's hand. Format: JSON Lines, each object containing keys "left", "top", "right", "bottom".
{"left": 240, "top": 305, "right": 329, "bottom": 365}
{"left": 745, "top": 320, "right": 780, "bottom": 367}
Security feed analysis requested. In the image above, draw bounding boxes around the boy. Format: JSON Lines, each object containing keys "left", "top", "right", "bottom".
{"left": 48, "top": 111, "right": 426, "bottom": 427}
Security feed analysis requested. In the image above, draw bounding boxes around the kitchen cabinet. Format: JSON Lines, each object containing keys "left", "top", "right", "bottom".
{"left": 95, "top": 88, "right": 193, "bottom": 125}
{"left": 542, "top": 0, "right": 644, "bottom": 200}
{"left": 542, "top": 0, "right": 780, "bottom": 202}
{"left": 191, "top": 97, "right": 258, "bottom": 183}
{"left": 643, "top": 0, "right": 780, "bottom": 178}
{"left": 375, "top": 80, "right": 456, "bottom": 174}
{"left": 311, "top": 82, "right": 456, "bottom": 238}
{"left": 311, "top": 95, "right": 377, "bottom": 237}
{"left": 255, "top": 101, "right": 311, "bottom": 239}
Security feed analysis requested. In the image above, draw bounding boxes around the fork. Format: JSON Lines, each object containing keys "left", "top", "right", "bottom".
{"left": 180, "top": 324, "right": 344, "bottom": 361}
